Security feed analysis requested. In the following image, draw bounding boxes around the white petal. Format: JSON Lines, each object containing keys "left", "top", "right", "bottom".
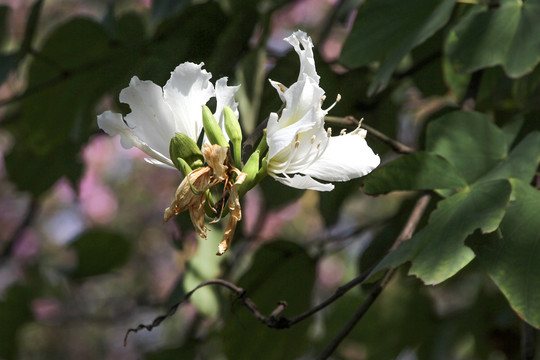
{"left": 144, "top": 158, "right": 177, "bottom": 170}
{"left": 97, "top": 111, "right": 174, "bottom": 168}
{"left": 269, "top": 80, "right": 288, "bottom": 103}
{"left": 97, "top": 111, "right": 136, "bottom": 149}
{"left": 273, "top": 173, "right": 334, "bottom": 191}
{"left": 285, "top": 30, "right": 320, "bottom": 84}
{"left": 120, "top": 76, "right": 177, "bottom": 158}
{"left": 303, "top": 131, "right": 380, "bottom": 182}
{"left": 266, "top": 78, "right": 325, "bottom": 160}
{"left": 214, "top": 77, "right": 240, "bottom": 142}
{"left": 267, "top": 107, "right": 319, "bottom": 161}
{"left": 164, "top": 62, "right": 214, "bottom": 140}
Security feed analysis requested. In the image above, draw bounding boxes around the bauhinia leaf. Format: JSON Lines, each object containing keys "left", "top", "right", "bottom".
{"left": 371, "top": 179, "right": 512, "bottom": 285}
{"left": 471, "top": 179, "right": 540, "bottom": 328}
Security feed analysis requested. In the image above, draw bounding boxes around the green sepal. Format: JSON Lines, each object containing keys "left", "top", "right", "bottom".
{"left": 176, "top": 157, "right": 193, "bottom": 178}
{"left": 224, "top": 106, "right": 243, "bottom": 169}
{"left": 255, "top": 129, "right": 268, "bottom": 155}
{"left": 238, "top": 150, "right": 260, "bottom": 198}
{"left": 204, "top": 189, "right": 218, "bottom": 218}
{"left": 202, "top": 105, "right": 229, "bottom": 148}
{"left": 169, "top": 133, "right": 204, "bottom": 173}
{"left": 254, "top": 154, "right": 268, "bottom": 185}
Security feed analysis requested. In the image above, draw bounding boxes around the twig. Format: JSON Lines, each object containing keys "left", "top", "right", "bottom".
{"left": 325, "top": 115, "right": 414, "bottom": 154}
{"left": 123, "top": 279, "right": 287, "bottom": 346}
{"left": 317, "top": 193, "right": 431, "bottom": 359}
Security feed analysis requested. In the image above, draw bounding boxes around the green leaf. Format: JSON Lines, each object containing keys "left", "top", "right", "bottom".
{"left": 471, "top": 179, "right": 540, "bottom": 328}
{"left": 362, "top": 152, "right": 468, "bottom": 195}
{"left": 446, "top": 0, "right": 540, "bottom": 78}
{"left": 183, "top": 229, "right": 223, "bottom": 317}
{"left": 0, "top": 283, "right": 34, "bottom": 359}
{"left": 340, "top": 0, "right": 455, "bottom": 95}
{"left": 478, "top": 131, "right": 540, "bottom": 184}
{"left": 372, "top": 180, "right": 512, "bottom": 285}
{"left": 69, "top": 229, "right": 131, "bottom": 278}
{"left": 222, "top": 241, "right": 316, "bottom": 360}
{"left": 426, "top": 111, "right": 507, "bottom": 184}
{"left": 5, "top": 139, "right": 83, "bottom": 197}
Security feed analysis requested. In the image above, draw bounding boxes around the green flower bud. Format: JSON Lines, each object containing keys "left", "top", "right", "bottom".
{"left": 224, "top": 106, "right": 243, "bottom": 169}
{"left": 202, "top": 105, "right": 228, "bottom": 148}
{"left": 238, "top": 150, "right": 260, "bottom": 198}
{"left": 169, "top": 133, "right": 204, "bottom": 175}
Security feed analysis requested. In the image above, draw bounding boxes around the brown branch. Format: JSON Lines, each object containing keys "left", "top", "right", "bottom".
{"left": 123, "top": 279, "right": 288, "bottom": 346}
{"left": 317, "top": 193, "right": 431, "bottom": 359}
{"left": 325, "top": 115, "right": 414, "bottom": 154}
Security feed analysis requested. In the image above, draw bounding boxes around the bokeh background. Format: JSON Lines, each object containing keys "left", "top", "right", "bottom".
{"left": 1, "top": 0, "right": 539, "bottom": 359}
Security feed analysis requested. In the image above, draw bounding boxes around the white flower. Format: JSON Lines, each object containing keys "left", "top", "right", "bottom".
{"left": 97, "top": 62, "right": 239, "bottom": 168}
{"left": 266, "top": 31, "right": 380, "bottom": 191}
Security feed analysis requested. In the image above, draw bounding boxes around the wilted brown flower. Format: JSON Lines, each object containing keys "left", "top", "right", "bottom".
{"left": 164, "top": 143, "right": 246, "bottom": 255}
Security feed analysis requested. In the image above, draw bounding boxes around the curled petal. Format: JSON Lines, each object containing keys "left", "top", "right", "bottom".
{"left": 303, "top": 130, "right": 381, "bottom": 182}
{"left": 202, "top": 144, "right": 229, "bottom": 181}
{"left": 285, "top": 30, "right": 320, "bottom": 84}
{"left": 164, "top": 62, "right": 214, "bottom": 140}
{"left": 164, "top": 167, "right": 213, "bottom": 223}
{"left": 273, "top": 173, "right": 334, "bottom": 192}
{"left": 216, "top": 172, "right": 246, "bottom": 255}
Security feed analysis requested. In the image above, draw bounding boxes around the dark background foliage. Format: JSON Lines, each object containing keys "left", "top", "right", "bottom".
{"left": 0, "top": 0, "right": 539, "bottom": 359}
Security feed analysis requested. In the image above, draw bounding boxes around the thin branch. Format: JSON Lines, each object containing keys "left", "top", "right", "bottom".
{"left": 317, "top": 193, "right": 431, "bottom": 359}
{"left": 325, "top": 115, "right": 414, "bottom": 154}
{"left": 124, "top": 279, "right": 287, "bottom": 346}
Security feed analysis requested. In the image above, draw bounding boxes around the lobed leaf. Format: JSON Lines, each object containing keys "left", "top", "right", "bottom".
{"left": 471, "top": 179, "right": 540, "bottom": 328}
{"left": 371, "top": 180, "right": 512, "bottom": 285}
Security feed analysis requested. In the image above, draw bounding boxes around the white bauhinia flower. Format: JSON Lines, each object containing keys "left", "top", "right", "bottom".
{"left": 97, "top": 62, "right": 239, "bottom": 168}
{"left": 266, "top": 30, "right": 380, "bottom": 191}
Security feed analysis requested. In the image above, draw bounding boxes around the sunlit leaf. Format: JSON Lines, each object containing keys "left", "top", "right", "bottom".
{"left": 183, "top": 228, "right": 223, "bottom": 317}
{"left": 372, "top": 180, "right": 511, "bottom": 285}
{"left": 362, "top": 152, "right": 468, "bottom": 195}
{"left": 471, "top": 179, "right": 540, "bottom": 328}
{"left": 426, "top": 111, "right": 507, "bottom": 184}
{"left": 446, "top": 0, "right": 540, "bottom": 78}
{"left": 477, "top": 131, "right": 540, "bottom": 184}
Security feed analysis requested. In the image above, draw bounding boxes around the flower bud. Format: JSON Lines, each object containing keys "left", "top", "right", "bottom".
{"left": 238, "top": 150, "right": 260, "bottom": 198}
{"left": 224, "top": 106, "right": 243, "bottom": 169}
{"left": 169, "top": 133, "right": 204, "bottom": 175}
{"left": 202, "top": 105, "right": 229, "bottom": 148}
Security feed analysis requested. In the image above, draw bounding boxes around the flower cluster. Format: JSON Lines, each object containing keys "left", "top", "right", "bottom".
{"left": 97, "top": 31, "right": 379, "bottom": 255}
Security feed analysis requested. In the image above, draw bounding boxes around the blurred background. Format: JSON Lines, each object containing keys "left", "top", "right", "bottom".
{"left": 1, "top": 0, "right": 539, "bottom": 359}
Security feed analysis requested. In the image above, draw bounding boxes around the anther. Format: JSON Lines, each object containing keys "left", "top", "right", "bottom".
{"left": 327, "top": 128, "right": 332, "bottom": 137}
{"left": 294, "top": 140, "right": 300, "bottom": 149}
{"left": 340, "top": 129, "right": 347, "bottom": 136}
{"left": 311, "top": 135, "right": 316, "bottom": 144}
